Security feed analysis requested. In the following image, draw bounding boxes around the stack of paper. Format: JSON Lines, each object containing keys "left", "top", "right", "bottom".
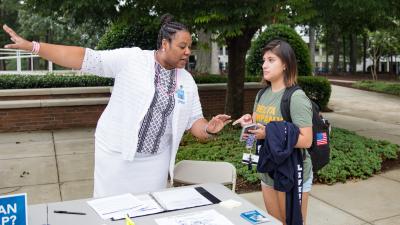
{"left": 151, "top": 187, "right": 212, "bottom": 210}
{"left": 155, "top": 209, "right": 234, "bottom": 225}
{"left": 110, "top": 194, "right": 164, "bottom": 220}
{"left": 87, "top": 193, "right": 145, "bottom": 219}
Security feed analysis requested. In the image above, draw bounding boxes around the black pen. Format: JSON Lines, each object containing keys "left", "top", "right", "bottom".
{"left": 54, "top": 210, "right": 86, "bottom": 215}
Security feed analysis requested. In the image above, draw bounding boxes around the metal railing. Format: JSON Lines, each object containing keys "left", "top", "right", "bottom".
{"left": 0, "top": 48, "right": 76, "bottom": 75}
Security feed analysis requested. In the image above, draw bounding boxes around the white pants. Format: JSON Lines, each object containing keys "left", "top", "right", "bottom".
{"left": 93, "top": 146, "right": 171, "bottom": 198}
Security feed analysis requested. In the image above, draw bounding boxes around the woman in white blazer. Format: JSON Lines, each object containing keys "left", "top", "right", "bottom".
{"left": 3, "top": 14, "right": 231, "bottom": 197}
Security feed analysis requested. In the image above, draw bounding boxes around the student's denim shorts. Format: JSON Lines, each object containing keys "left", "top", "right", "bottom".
{"left": 261, "top": 172, "right": 313, "bottom": 192}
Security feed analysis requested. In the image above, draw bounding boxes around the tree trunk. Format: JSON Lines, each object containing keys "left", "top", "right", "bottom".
{"left": 309, "top": 26, "right": 316, "bottom": 76}
{"left": 372, "top": 59, "right": 377, "bottom": 80}
{"left": 349, "top": 33, "right": 357, "bottom": 74}
{"left": 342, "top": 35, "right": 346, "bottom": 73}
{"left": 225, "top": 28, "right": 257, "bottom": 119}
{"left": 332, "top": 32, "right": 340, "bottom": 75}
{"left": 325, "top": 41, "right": 329, "bottom": 72}
{"left": 371, "top": 47, "right": 380, "bottom": 80}
{"left": 363, "top": 33, "right": 367, "bottom": 73}
{"left": 195, "top": 29, "right": 211, "bottom": 74}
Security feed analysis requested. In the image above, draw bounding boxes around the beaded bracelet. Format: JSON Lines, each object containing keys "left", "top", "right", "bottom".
{"left": 31, "top": 41, "right": 40, "bottom": 54}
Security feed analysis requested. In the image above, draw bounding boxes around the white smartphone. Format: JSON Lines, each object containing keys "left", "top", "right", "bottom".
{"left": 239, "top": 123, "right": 257, "bottom": 141}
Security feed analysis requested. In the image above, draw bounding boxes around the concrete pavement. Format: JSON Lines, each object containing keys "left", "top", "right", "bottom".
{"left": 0, "top": 85, "right": 399, "bottom": 224}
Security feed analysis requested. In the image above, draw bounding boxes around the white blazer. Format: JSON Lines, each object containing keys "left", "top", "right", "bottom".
{"left": 81, "top": 47, "right": 203, "bottom": 180}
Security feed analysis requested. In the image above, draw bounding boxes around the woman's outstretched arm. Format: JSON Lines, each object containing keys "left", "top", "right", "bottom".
{"left": 3, "top": 24, "right": 85, "bottom": 70}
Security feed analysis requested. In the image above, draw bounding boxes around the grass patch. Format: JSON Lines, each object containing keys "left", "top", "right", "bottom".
{"left": 353, "top": 80, "right": 400, "bottom": 96}
{"left": 177, "top": 127, "right": 400, "bottom": 186}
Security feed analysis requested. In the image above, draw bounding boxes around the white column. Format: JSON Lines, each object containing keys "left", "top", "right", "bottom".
{"left": 49, "top": 61, "right": 53, "bottom": 73}
{"left": 30, "top": 55, "right": 34, "bottom": 71}
{"left": 387, "top": 56, "right": 390, "bottom": 72}
{"left": 16, "top": 50, "right": 21, "bottom": 72}
{"left": 210, "top": 41, "right": 220, "bottom": 75}
{"left": 319, "top": 44, "right": 323, "bottom": 69}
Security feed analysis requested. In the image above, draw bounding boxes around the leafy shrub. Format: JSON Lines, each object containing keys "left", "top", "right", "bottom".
{"left": 298, "top": 76, "right": 331, "bottom": 110}
{"left": 316, "top": 128, "right": 399, "bottom": 184}
{"left": 0, "top": 74, "right": 330, "bottom": 109}
{"left": 0, "top": 74, "right": 113, "bottom": 89}
{"left": 97, "top": 20, "right": 158, "bottom": 50}
{"left": 246, "top": 24, "right": 312, "bottom": 77}
{"left": 177, "top": 127, "right": 399, "bottom": 186}
{"left": 353, "top": 80, "right": 400, "bottom": 96}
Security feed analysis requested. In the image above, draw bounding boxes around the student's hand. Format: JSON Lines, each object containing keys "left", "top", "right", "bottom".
{"left": 3, "top": 24, "right": 31, "bottom": 51}
{"left": 247, "top": 123, "right": 266, "bottom": 140}
{"left": 232, "top": 114, "right": 253, "bottom": 127}
{"left": 206, "top": 114, "right": 232, "bottom": 134}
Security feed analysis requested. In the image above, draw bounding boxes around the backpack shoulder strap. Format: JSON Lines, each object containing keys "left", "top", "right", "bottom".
{"left": 280, "top": 85, "right": 301, "bottom": 122}
{"left": 256, "top": 86, "right": 269, "bottom": 104}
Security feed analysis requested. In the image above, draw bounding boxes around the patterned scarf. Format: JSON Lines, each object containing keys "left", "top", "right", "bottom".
{"left": 136, "top": 62, "right": 176, "bottom": 154}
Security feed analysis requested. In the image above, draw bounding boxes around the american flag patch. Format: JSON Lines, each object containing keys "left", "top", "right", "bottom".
{"left": 316, "top": 132, "right": 328, "bottom": 146}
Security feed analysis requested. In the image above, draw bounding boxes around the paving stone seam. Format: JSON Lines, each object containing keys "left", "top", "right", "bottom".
{"left": 376, "top": 174, "right": 400, "bottom": 184}
{"left": 51, "top": 131, "right": 62, "bottom": 201}
{"left": 370, "top": 213, "right": 400, "bottom": 224}
{"left": 309, "top": 194, "right": 371, "bottom": 224}
{"left": 0, "top": 154, "right": 55, "bottom": 161}
{"left": 54, "top": 137, "right": 94, "bottom": 142}
{"left": 0, "top": 186, "right": 22, "bottom": 195}
{"left": 59, "top": 178, "right": 94, "bottom": 184}
{"left": 329, "top": 112, "right": 398, "bottom": 125}
{"left": 0, "top": 155, "right": 56, "bottom": 160}
{"left": 56, "top": 152, "right": 94, "bottom": 156}
{"left": 0, "top": 182, "right": 58, "bottom": 190}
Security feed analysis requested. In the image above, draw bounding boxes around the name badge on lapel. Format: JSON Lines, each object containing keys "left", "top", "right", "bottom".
{"left": 176, "top": 85, "right": 185, "bottom": 104}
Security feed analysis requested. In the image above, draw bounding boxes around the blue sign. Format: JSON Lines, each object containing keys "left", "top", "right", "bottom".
{"left": 0, "top": 193, "right": 27, "bottom": 225}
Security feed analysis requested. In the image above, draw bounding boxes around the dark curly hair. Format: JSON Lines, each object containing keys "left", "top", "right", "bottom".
{"left": 157, "top": 14, "right": 189, "bottom": 49}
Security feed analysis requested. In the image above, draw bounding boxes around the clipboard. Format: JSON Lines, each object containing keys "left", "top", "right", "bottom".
{"left": 111, "top": 186, "right": 221, "bottom": 221}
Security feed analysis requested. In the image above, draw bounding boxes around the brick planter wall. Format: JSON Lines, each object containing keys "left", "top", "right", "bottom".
{"left": 0, "top": 83, "right": 263, "bottom": 132}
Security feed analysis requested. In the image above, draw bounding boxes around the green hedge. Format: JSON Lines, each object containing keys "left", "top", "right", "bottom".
{"left": 0, "top": 74, "right": 114, "bottom": 89}
{"left": 298, "top": 76, "right": 331, "bottom": 110}
{"left": 353, "top": 80, "right": 400, "bottom": 96}
{"left": 317, "top": 128, "right": 399, "bottom": 184}
{"left": 97, "top": 21, "right": 158, "bottom": 50}
{"left": 246, "top": 24, "right": 312, "bottom": 77}
{"left": 0, "top": 74, "right": 330, "bottom": 109}
{"left": 193, "top": 75, "right": 330, "bottom": 109}
{"left": 177, "top": 126, "right": 400, "bottom": 186}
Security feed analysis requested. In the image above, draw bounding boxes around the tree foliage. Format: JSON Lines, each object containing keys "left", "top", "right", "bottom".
{"left": 17, "top": 10, "right": 103, "bottom": 48}
{"left": 368, "top": 29, "right": 400, "bottom": 80}
{"left": 0, "top": 0, "right": 20, "bottom": 46}
{"left": 0, "top": 0, "right": 21, "bottom": 69}
{"left": 179, "top": 0, "right": 314, "bottom": 118}
{"left": 96, "top": 20, "right": 158, "bottom": 50}
{"left": 23, "top": 0, "right": 316, "bottom": 118}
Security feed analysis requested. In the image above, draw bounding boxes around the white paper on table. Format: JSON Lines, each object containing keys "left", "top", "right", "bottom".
{"left": 151, "top": 187, "right": 212, "bottom": 210}
{"left": 111, "top": 194, "right": 165, "bottom": 220}
{"left": 87, "top": 193, "right": 145, "bottom": 220}
{"left": 155, "top": 209, "right": 235, "bottom": 225}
